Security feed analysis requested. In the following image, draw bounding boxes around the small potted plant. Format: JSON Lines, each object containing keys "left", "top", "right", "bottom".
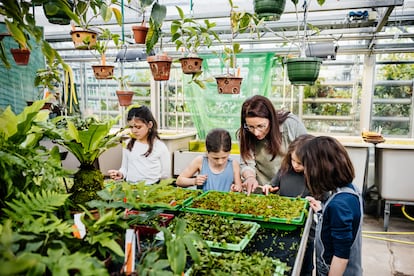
{"left": 214, "top": 0, "right": 262, "bottom": 94}
{"left": 113, "top": 74, "right": 134, "bottom": 106}
{"left": 171, "top": 6, "right": 221, "bottom": 77}
{"left": 285, "top": 0, "right": 325, "bottom": 85}
{"left": 91, "top": 28, "right": 120, "bottom": 80}
{"left": 130, "top": 0, "right": 153, "bottom": 44}
{"left": 69, "top": 0, "right": 122, "bottom": 50}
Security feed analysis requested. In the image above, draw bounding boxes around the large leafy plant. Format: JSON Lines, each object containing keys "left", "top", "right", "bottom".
{"left": 50, "top": 115, "right": 122, "bottom": 207}
{"left": 0, "top": 100, "right": 65, "bottom": 210}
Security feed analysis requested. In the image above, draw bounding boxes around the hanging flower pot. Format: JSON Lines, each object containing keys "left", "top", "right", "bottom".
{"left": 147, "top": 54, "right": 173, "bottom": 81}
{"left": 132, "top": 25, "right": 149, "bottom": 44}
{"left": 254, "top": 0, "right": 286, "bottom": 21}
{"left": 215, "top": 76, "right": 243, "bottom": 94}
{"left": 116, "top": 90, "right": 134, "bottom": 106}
{"left": 286, "top": 57, "right": 322, "bottom": 85}
{"left": 179, "top": 57, "right": 203, "bottom": 75}
{"left": 91, "top": 65, "right": 115, "bottom": 80}
{"left": 10, "top": 48, "right": 30, "bottom": 65}
{"left": 70, "top": 30, "right": 98, "bottom": 50}
{"left": 43, "top": 0, "right": 73, "bottom": 25}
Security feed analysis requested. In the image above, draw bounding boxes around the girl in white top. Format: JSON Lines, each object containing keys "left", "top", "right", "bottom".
{"left": 108, "top": 106, "right": 171, "bottom": 184}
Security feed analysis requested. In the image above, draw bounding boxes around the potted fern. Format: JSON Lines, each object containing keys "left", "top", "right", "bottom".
{"left": 91, "top": 28, "right": 120, "bottom": 80}
{"left": 285, "top": 0, "right": 325, "bottom": 85}
{"left": 214, "top": 0, "right": 262, "bottom": 94}
{"left": 170, "top": 6, "right": 220, "bottom": 78}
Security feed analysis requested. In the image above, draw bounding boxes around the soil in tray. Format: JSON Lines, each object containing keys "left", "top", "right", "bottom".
{"left": 243, "top": 227, "right": 303, "bottom": 272}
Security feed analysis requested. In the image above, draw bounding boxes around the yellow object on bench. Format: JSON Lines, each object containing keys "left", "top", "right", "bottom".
{"left": 188, "top": 140, "right": 240, "bottom": 154}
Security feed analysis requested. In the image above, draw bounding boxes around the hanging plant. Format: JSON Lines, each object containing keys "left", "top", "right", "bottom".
{"left": 285, "top": 0, "right": 326, "bottom": 85}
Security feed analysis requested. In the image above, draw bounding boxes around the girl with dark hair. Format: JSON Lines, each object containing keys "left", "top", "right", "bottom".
{"left": 176, "top": 128, "right": 242, "bottom": 192}
{"left": 237, "top": 95, "right": 307, "bottom": 195}
{"left": 297, "top": 136, "right": 363, "bottom": 276}
{"left": 108, "top": 106, "right": 171, "bottom": 184}
{"left": 265, "top": 134, "right": 316, "bottom": 276}
{"left": 265, "top": 134, "right": 315, "bottom": 197}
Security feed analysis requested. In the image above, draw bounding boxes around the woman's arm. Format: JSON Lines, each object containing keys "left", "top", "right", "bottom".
{"left": 176, "top": 156, "right": 205, "bottom": 187}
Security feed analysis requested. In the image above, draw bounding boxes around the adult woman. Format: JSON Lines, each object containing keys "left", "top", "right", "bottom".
{"left": 108, "top": 106, "right": 171, "bottom": 184}
{"left": 298, "top": 136, "right": 363, "bottom": 276}
{"left": 237, "top": 95, "right": 307, "bottom": 195}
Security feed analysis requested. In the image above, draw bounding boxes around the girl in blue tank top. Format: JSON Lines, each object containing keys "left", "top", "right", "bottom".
{"left": 176, "top": 128, "right": 243, "bottom": 192}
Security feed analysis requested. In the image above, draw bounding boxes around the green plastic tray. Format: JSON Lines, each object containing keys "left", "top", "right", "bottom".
{"left": 183, "top": 191, "right": 308, "bottom": 227}
{"left": 205, "top": 220, "right": 260, "bottom": 251}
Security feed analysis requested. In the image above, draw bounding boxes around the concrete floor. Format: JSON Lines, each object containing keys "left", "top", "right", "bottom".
{"left": 362, "top": 209, "right": 414, "bottom": 276}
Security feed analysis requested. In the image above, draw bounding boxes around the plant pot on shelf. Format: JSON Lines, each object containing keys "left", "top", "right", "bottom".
{"left": 132, "top": 25, "right": 149, "bottom": 44}
{"left": 116, "top": 90, "right": 134, "bottom": 106}
{"left": 179, "top": 57, "right": 203, "bottom": 74}
{"left": 286, "top": 57, "right": 322, "bottom": 86}
{"left": 254, "top": 0, "right": 286, "bottom": 21}
{"left": 215, "top": 75, "right": 243, "bottom": 94}
{"left": 26, "top": 100, "right": 53, "bottom": 110}
{"left": 147, "top": 54, "right": 173, "bottom": 81}
{"left": 10, "top": 48, "right": 30, "bottom": 65}
{"left": 92, "top": 65, "right": 115, "bottom": 80}
{"left": 70, "top": 30, "right": 98, "bottom": 50}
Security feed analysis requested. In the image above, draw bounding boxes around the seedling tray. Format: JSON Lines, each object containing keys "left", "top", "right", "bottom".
{"left": 126, "top": 210, "right": 174, "bottom": 239}
{"left": 183, "top": 191, "right": 308, "bottom": 227}
{"left": 205, "top": 220, "right": 260, "bottom": 251}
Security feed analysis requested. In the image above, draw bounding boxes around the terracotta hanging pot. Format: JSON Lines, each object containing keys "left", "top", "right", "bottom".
{"left": 147, "top": 54, "right": 173, "bottom": 81}
{"left": 179, "top": 57, "right": 203, "bottom": 74}
{"left": 116, "top": 90, "right": 134, "bottom": 106}
{"left": 215, "top": 76, "right": 243, "bottom": 94}
{"left": 92, "top": 65, "right": 115, "bottom": 80}
{"left": 70, "top": 30, "right": 98, "bottom": 50}
{"left": 132, "top": 25, "right": 149, "bottom": 44}
{"left": 26, "top": 100, "right": 52, "bottom": 110}
{"left": 10, "top": 48, "right": 30, "bottom": 65}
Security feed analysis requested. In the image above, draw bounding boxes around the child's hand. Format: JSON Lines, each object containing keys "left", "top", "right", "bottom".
{"left": 262, "top": 185, "right": 279, "bottom": 195}
{"left": 194, "top": 174, "right": 207, "bottom": 186}
{"left": 108, "top": 170, "right": 123, "bottom": 180}
{"left": 306, "top": 196, "right": 322, "bottom": 213}
{"left": 231, "top": 184, "right": 243, "bottom": 192}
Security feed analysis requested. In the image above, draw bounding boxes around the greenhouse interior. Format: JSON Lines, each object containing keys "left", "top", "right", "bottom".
{"left": 1, "top": 0, "right": 413, "bottom": 275}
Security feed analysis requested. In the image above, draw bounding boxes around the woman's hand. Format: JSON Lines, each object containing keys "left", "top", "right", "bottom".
{"left": 262, "top": 185, "right": 279, "bottom": 195}
{"left": 243, "top": 176, "right": 259, "bottom": 196}
{"left": 306, "top": 196, "right": 322, "bottom": 213}
{"left": 108, "top": 169, "right": 123, "bottom": 180}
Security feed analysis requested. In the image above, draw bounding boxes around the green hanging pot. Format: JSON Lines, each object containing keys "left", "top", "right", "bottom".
{"left": 286, "top": 57, "right": 322, "bottom": 86}
{"left": 43, "top": 0, "right": 73, "bottom": 25}
{"left": 254, "top": 0, "right": 286, "bottom": 21}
